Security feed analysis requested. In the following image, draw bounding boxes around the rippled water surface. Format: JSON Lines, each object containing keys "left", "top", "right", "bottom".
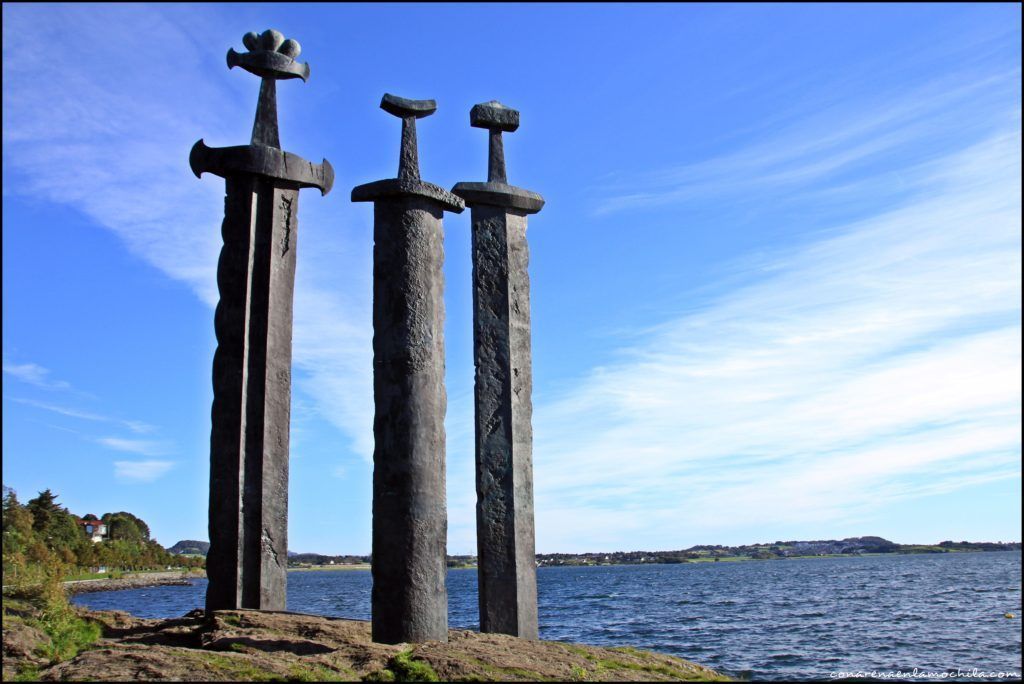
{"left": 73, "top": 551, "right": 1022, "bottom": 680}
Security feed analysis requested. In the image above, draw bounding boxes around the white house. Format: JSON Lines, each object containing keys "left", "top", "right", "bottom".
{"left": 79, "top": 518, "right": 108, "bottom": 543}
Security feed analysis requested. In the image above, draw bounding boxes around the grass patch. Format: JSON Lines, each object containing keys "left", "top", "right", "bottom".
{"left": 12, "top": 664, "right": 42, "bottom": 682}
{"left": 287, "top": 662, "right": 350, "bottom": 681}
{"left": 221, "top": 614, "right": 243, "bottom": 627}
{"left": 34, "top": 608, "right": 101, "bottom": 663}
{"left": 63, "top": 569, "right": 126, "bottom": 581}
{"left": 570, "top": 664, "right": 589, "bottom": 681}
{"left": 461, "top": 656, "right": 553, "bottom": 682}
{"left": 5, "top": 561, "right": 102, "bottom": 664}
{"left": 362, "top": 668, "right": 395, "bottom": 682}
{"left": 363, "top": 649, "right": 440, "bottom": 682}
{"left": 388, "top": 650, "right": 439, "bottom": 682}
{"left": 596, "top": 648, "right": 730, "bottom": 681}
{"left": 192, "top": 651, "right": 285, "bottom": 681}
{"left": 562, "top": 644, "right": 595, "bottom": 660}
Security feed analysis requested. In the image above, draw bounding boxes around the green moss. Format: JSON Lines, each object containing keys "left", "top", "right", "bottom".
{"left": 462, "top": 656, "right": 553, "bottom": 682}
{"left": 192, "top": 651, "right": 285, "bottom": 681}
{"left": 13, "top": 664, "right": 41, "bottom": 682}
{"left": 287, "top": 662, "right": 350, "bottom": 681}
{"left": 362, "top": 650, "right": 441, "bottom": 683}
{"left": 570, "top": 664, "right": 589, "bottom": 680}
{"left": 221, "top": 614, "right": 243, "bottom": 627}
{"left": 591, "top": 654, "right": 729, "bottom": 681}
{"left": 362, "top": 668, "right": 396, "bottom": 682}
{"left": 562, "top": 644, "right": 596, "bottom": 660}
{"left": 388, "top": 650, "right": 439, "bottom": 682}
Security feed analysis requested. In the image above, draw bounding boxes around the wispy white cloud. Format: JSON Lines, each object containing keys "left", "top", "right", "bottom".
{"left": 2, "top": 357, "right": 71, "bottom": 390}
{"left": 9, "top": 397, "right": 158, "bottom": 435}
{"left": 593, "top": 68, "right": 1021, "bottom": 216}
{"left": 97, "top": 437, "right": 172, "bottom": 457}
{"left": 2, "top": 6, "right": 374, "bottom": 459}
{"left": 113, "top": 460, "right": 176, "bottom": 483}
{"left": 536, "top": 124, "right": 1021, "bottom": 551}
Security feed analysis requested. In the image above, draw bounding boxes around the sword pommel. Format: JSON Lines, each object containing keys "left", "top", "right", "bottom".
{"left": 227, "top": 29, "right": 310, "bottom": 82}
{"left": 471, "top": 101, "right": 519, "bottom": 133}
{"left": 380, "top": 94, "right": 437, "bottom": 120}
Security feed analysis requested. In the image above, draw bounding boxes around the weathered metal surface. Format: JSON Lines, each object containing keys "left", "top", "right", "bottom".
{"left": 453, "top": 100, "right": 544, "bottom": 640}
{"left": 196, "top": 30, "right": 330, "bottom": 613}
{"left": 352, "top": 94, "right": 463, "bottom": 644}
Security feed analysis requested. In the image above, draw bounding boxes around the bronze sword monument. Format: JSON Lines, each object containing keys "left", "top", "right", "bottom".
{"left": 353, "top": 94, "right": 465, "bottom": 643}
{"left": 453, "top": 101, "right": 545, "bottom": 639}
{"left": 191, "top": 29, "right": 333, "bottom": 612}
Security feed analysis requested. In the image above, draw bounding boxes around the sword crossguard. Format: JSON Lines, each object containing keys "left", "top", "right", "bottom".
{"left": 451, "top": 101, "right": 543, "bottom": 214}
{"left": 191, "top": 30, "right": 332, "bottom": 195}
{"left": 190, "top": 139, "right": 334, "bottom": 196}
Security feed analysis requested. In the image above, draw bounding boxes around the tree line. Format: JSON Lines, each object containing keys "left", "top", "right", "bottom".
{"left": 2, "top": 485, "right": 204, "bottom": 581}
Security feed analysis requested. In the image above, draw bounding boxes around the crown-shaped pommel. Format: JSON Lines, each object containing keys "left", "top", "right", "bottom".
{"left": 227, "top": 29, "right": 310, "bottom": 81}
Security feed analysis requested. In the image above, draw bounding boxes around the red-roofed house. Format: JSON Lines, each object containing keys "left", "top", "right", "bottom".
{"left": 78, "top": 518, "right": 108, "bottom": 543}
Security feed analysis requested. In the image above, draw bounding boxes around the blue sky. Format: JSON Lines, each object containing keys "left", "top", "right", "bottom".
{"left": 2, "top": 3, "right": 1020, "bottom": 555}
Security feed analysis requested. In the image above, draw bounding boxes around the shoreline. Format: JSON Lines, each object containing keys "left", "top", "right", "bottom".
{"left": 54, "top": 549, "right": 1021, "bottom": 594}
{"left": 63, "top": 571, "right": 203, "bottom": 595}
{"left": 3, "top": 605, "right": 728, "bottom": 681}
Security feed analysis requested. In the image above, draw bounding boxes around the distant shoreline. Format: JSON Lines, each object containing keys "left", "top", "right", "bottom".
{"left": 274, "top": 537, "right": 1020, "bottom": 571}
{"left": 287, "top": 563, "right": 371, "bottom": 572}
{"left": 282, "top": 549, "right": 1022, "bottom": 574}
{"left": 51, "top": 549, "right": 1020, "bottom": 595}
{"left": 62, "top": 570, "right": 203, "bottom": 595}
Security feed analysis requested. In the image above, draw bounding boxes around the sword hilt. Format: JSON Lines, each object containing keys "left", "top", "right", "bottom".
{"left": 227, "top": 30, "right": 311, "bottom": 149}
{"left": 470, "top": 101, "right": 520, "bottom": 184}
{"left": 380, "top": 94, "right": 437, "bottom": 182}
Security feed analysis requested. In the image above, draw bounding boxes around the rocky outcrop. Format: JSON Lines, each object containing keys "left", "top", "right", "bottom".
{"left": 14, "top": 607, "right": 728, "bottom": 681}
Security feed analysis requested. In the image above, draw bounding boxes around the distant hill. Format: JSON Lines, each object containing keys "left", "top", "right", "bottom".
{"left": 169, "top": 541, "right": 311, "bottom": 557}
{"left": 168, "top": 540, "right": 210, "bottom": 556}
{"left": 169, "top": 535, "right": 1021, "bottom": 567}
{"left": 534, "top": 536, "right": 1021, "bottom": 567}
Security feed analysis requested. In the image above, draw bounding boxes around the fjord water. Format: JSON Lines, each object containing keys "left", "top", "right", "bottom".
{"left": 73, "top": 551, "right": 1022, "bottom": 680}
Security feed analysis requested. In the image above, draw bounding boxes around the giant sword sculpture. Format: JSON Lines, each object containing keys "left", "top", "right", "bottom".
{"left": 191, "top": 29, "right": 333, "bottom": 612}
{"left": 453, "top": 101, "right": 544, "bottom": 639}
{"left": 353, "top": 94, "right": 464, "bottom": 643}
